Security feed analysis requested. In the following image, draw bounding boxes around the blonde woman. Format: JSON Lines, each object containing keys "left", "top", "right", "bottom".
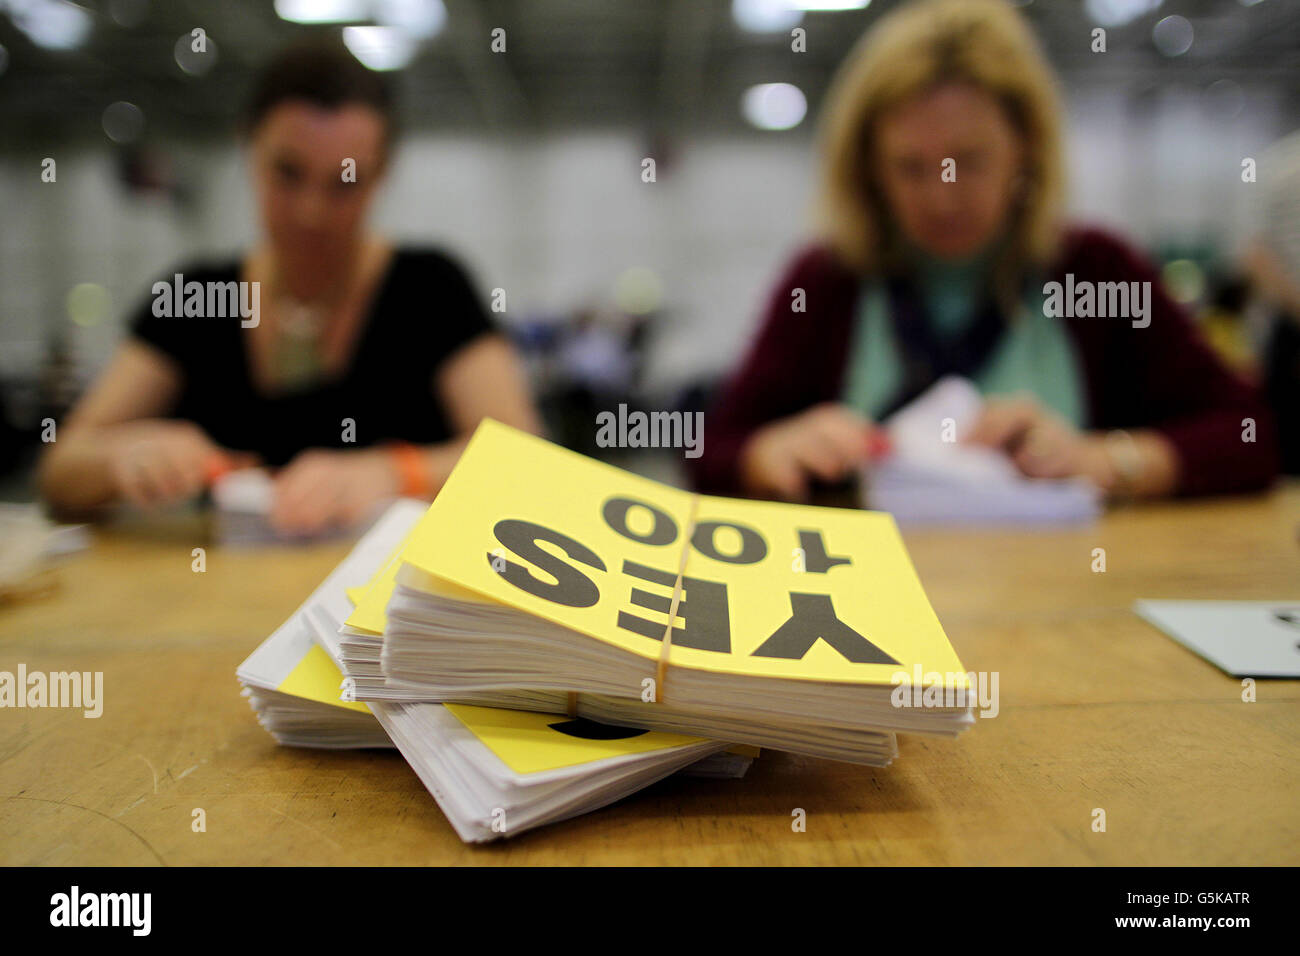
{"left": 692, "top": 0, "right": 1277, "bottom": 501}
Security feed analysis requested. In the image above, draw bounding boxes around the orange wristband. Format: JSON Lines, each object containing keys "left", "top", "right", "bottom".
{"left": 204, "top": 452, "right": 235, "bottom": 486}
{"left": 386, "top": 441, "right": 434, "bottom": 498}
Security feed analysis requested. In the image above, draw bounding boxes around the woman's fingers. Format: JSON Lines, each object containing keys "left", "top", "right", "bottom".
{"left": 973, "top": 402, "right": 1087, "bottom": 480}
{"left": 970, "top": 397, "right": 1093, "bottom": 482}
{"left": 795, "top": 431, "right": 853, "bottom": 482}
{"left": 116, "top": 458, "right": 158, "bottom": 510}
{"left": 740, "top": 404, "right": 880, "bottom": 502}
{"left": 1011, "top": 424, "right": 1075, "bottom": 478}
{"left": 122, "top": 443, "right": 192, "bottom": 508}
{"left": 801, "top": 404, "right": 878, "bottom": 481}
{"left": 271, "top": 472, "right": 329, "bottom": 533}
{"left": 754, "top": 442, "right": 809, "bottom": 501}
{"left": 271, "top": 456, "right": 346, "bottom": 533}
{"left": 147, "top": 451, "right": 189, "bottom": 502}
{"left": 966, "top": 397, "right": 1040, "bottom": 452}
{"left": 165, "top": 442, "right": 209, "bottom": 499}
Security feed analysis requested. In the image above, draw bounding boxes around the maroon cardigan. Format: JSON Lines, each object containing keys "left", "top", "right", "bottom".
{"left": 690, "top": 226, "right": 1279, "bottom": 498}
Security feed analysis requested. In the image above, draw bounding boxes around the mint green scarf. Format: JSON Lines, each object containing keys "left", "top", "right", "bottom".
{"left": 841, "top": 247, "right": 1086, "bottom": 426}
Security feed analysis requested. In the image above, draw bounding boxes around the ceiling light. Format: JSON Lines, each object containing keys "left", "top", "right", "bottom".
{"left": 4, "top": 0, "right": 94, "bottom": 51}
{"left": 1152, "top": 14, "right": 1193, "bottom": 56}
{"left": 102, "top": 100, "right": 145, "bottom": 143}
{"left": 742, "top": 83, "right": 807, "bottom": 131}
{"left": 274, "top": 0, "right": 368, "bottom": 24}
{"left": 372, "top": 0, "right": 445, "bottom": 39}
{"left": 342, "top": 25, "right": 417, "bottom": 71}
{"left": 785, "top": 1, "right": 870, "bottom": 10}
{"left": 108, "top": 0, "right": 148, "bottom": 28}
{"left": 1084, "top": 0, "right": 1162, "bottom": 28}
{"left": 174, "top": 32, "right": 218, "bottom": 75}
{"left": 733, "top": 0, "right": 804, "bottom": 33}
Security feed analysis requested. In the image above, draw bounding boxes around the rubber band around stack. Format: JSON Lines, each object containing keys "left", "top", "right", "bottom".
{"left": 563, "top": 495, "right": 700, "bottom": 717}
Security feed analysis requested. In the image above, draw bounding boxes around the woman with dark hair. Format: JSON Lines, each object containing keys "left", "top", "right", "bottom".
{"left": 692, "top": 0, "right": 1277, "bottom": 502}
{"left": 39, "top": 42, "right": 541, "bottom": 532}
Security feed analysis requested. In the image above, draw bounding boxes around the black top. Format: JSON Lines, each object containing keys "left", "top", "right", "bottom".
{"left": 130, "top": 247, "right": 495, "bottom": 467}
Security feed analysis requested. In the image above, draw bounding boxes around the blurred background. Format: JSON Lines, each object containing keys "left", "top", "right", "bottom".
{"left": 0, "top": 0, "right": 1298, "bottom": 491}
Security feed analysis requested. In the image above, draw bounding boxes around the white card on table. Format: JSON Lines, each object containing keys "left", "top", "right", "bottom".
{"left": 1134, "top": 599, "right": 1300, "bottom": 678}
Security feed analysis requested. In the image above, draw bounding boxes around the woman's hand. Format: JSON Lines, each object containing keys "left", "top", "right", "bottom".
{"left": 964, "top": 396, "right": 1110, "bottom": 483}
{"left": 738, "top": 403, "right": 885, "bottom": 502}
{"left": 269, "top": 447, "right": 400, "bottom": 535}
{"left": 964, "top": 394, "right": 1179, "bottom": 497}
{"left": 105, "top": 419, "right": 246, "bottom": 510}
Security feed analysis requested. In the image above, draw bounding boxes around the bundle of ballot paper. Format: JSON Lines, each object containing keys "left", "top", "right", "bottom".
{"left": 237, "top": 499, "right": 753, "bottom": 843}
{"left": 333, "top": 419, "right": 975, "bottom": 764}
{"left": 238, "top": 419, "right": 977, "bottom": 839}
{"left": 862, "top": 376, "right": 1101, "bottom": 525}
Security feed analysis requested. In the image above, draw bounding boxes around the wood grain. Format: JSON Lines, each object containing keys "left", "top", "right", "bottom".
{"left": 1, "top": 487, "right": 1297, "bottom": 865}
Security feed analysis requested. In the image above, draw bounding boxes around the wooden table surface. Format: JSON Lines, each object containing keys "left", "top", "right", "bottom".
{"left": 2, "top": 487, "right": 1298, "bottom": 866}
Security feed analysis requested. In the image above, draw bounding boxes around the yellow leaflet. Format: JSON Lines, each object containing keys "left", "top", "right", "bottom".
{"left": 344, "top": 585, "right": 366, "bottom": 607}
{"left": 444, "top": 703, "right": 705, "bottom": 775}
{"left": 403, "top": 419, "right": 968, "bottom": 689}
{"left": 277, "top": 644, "right": 371, "bottom": 714}
{"left": 345, "top": 522, "right": 424, "bottom": 634}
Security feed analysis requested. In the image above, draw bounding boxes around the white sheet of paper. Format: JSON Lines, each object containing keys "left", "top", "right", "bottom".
{"left": 211, "top": 467, "right": 275, "bottom": 514}
{"left": 1134, "top": 599, "right": 1300, "bottom": 678}
{"left": 863, "top": 376, "right": 1100, "bottom": 525}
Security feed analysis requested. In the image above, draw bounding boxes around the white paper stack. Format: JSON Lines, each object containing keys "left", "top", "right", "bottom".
{"left": 862, "top": 377, "right": 1101, "bottom": 526}
{"left": 312, "top": 512, "right": 905, "bottom": 766}
{"left": 237, "top": 615, "right": 393, "bottom": 750}
{"left": 337, "top": 423, "right": 976, "bottom": 768}
{"left": 368, "top": 703, "right": 734, "bottom": 843}
{"left": 302, "top": 500, "right": 424, "bottom": 702}
{"left": 236, "top": 500, "right": 753, "bottom": 842}
{"left": 238, "top": 617, "right": 741, "bottom": 842}
{"left": 374, "top": 568, "right": 918, "bottom": 764}
{"left": 211, "top": 468, "right": 281, "bottom": 546}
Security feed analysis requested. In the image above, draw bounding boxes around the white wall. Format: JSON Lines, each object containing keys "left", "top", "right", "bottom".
{"left": 0, "top": 84, "right": 1291, "bottom": 401}
{"left": 1063, "top": 85, "right": 1284, "bottom": 250}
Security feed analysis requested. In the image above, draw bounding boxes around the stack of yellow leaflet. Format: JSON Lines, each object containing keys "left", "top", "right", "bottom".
{"left": 237, "top": 499, "right": 752, "bottom": 843}
{"left": 351, "top": 419, "right": 975, "bottom": 765}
